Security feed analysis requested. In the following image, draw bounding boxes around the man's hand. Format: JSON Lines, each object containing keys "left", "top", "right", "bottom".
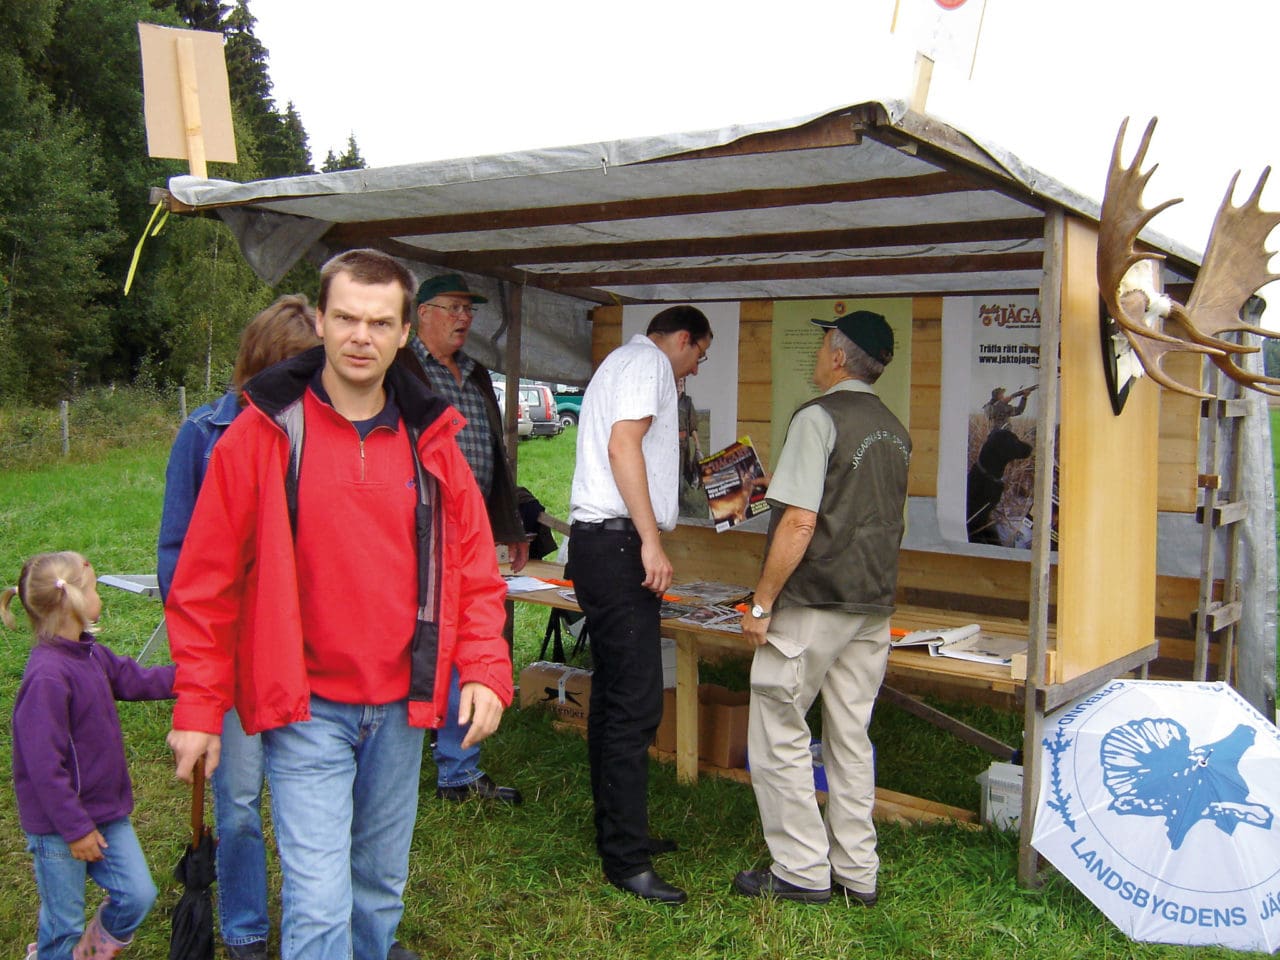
{"left": 742, "top": 610, "right": 771, "bottom": 647}
{"left": 457, "top": 682, "right": 504, "bottom": 749}
{"left": 507, "top": 539, "right": 530, "bottom": 574}
{"left": 70, "top": 829, "right": 107, "bottom": 862}
{"left": 167, "top": 729, "right": 222, "bottom": 782}
{"left": 640, "top": 539, "right": 673, "bottom": 595}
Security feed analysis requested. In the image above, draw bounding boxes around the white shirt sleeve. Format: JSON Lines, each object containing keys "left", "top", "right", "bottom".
{"left": 764, "top": 403, "right": 835, "bottom": 513}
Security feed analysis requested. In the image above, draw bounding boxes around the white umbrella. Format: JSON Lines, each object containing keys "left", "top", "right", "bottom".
{"left": 1032, "top": 679, "right": 1280, "bottom": 953}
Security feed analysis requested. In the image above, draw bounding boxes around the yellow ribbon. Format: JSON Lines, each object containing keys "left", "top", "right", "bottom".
{"left": 123, "top": 201, "right": 171, "bottom": 295}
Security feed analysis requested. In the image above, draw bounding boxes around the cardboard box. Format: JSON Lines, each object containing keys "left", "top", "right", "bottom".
{"left": 698, "top": 683, "right": 750, "bottom": 769}
{"left": 976, "top": 761, "right": 1023, "bottom": 830}
{"left": 653, "top": 688, "right": 678, "bottom": 753}
{"left": 519, "top": 661, "right": 592, "bottom": 727}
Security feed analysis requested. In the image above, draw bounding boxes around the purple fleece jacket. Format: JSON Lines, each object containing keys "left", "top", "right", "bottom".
{"left": 11, "top": 633, "right": 175, "bottom": 842}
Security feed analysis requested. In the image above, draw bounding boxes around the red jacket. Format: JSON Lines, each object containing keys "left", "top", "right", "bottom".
{"left": 166, "top": 348, "right": 512, "bottom": 735}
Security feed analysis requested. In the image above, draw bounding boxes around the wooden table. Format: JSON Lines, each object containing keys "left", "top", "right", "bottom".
{"left": 508, "top": 560, "right": 1023, "bottom": 785}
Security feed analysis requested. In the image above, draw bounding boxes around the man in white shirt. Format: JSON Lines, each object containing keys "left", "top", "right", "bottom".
{"left": 567, "top": 305, "right": 712, "bottom": 905}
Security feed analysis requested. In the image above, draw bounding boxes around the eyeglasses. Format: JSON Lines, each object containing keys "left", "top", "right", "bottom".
{"left": 695, "top": 342, "right": 709, "bottom": 365}
{"left": 425, "top": 301, "right": 476, "bottom": 317}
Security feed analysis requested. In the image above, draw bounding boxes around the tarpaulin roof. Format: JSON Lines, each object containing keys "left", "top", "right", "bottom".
{"left": 163, "top": 100, "right": 1202, "bottom": 383}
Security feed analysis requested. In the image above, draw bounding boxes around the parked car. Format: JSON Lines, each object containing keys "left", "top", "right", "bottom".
{"left": 492, "top": 383, "right": 534, "bottom": 439}
{"left": 495, "top": 378, "right": 563, "bottom": 438}
{"left": 522, "top": 382, "right": 562, "bottom": 438}
{"left": 553, "top": 386, "right": 584, "bottom": 428}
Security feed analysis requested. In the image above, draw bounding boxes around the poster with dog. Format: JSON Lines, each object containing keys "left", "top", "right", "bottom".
{"left": 937, "top": 296, "right": 1058, "bottom": 551}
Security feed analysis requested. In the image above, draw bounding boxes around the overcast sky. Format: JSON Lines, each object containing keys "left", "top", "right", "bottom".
{"left": 246, "top": 0, "right": 1280, "bottom": 320}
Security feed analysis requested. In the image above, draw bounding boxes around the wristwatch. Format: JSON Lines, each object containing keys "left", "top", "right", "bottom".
{"left": 749, "top": 603, "right": 771, "bottom": 620}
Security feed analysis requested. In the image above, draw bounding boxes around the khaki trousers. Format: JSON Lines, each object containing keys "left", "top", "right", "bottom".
{"left": 747, "top": 605, "right": 890, "bottom": 893}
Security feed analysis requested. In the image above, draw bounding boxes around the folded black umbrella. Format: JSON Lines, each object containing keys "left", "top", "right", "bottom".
{"left": 170, "top": 757, "right": 216, "bottom": 960}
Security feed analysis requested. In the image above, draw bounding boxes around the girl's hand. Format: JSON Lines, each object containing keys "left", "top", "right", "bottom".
{"left": 70, "top": 829, "right": 107, "bottom": 862}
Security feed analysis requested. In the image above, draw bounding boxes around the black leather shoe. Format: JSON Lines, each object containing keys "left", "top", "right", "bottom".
{"left": 436, "top": 773, "right": 523, "bottom": 805}
{"left": 646, "top": 836, "right": 679, "bottom": 855}
{"left": 611, "top": 869, "right": 688, "bottom": 904}
{"left": 732, "top": 868, "right": 831, "bottom": 903}
{"left": 832, "top": 882, "right": 878, "bottom": 907}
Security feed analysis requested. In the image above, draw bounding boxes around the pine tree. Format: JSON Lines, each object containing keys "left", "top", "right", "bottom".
{"left": 322, "top": 134, "right": 368, "bottom": 173}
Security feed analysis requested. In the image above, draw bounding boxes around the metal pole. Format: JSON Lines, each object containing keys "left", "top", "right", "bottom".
{"left": 59, "top": 400, "right": 69, "bottom": 456}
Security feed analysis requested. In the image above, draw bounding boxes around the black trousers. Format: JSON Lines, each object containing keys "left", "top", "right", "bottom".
{"left": 567, "top": 525, "right": 664, "bottom": 882}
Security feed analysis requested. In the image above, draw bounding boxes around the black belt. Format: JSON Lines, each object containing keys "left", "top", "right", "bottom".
{"left": 572, "top": 518, "right": 636, "bottom": 534}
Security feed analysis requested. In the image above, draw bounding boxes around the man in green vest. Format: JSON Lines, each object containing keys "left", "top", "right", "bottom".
{"left": 732, "top": 310, "right": 910, "bottom": 907}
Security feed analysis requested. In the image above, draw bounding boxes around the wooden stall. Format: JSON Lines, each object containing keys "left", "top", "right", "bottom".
{"left": 160, "top": 99, "right": 1274, "bottom": 883}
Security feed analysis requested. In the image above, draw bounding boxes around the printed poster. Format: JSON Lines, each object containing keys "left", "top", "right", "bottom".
{"left": 937, "top": 296, "right": 1057, "bottom": 550}
{"left": 769, "top": 298, "right": 913, "bottom": 468}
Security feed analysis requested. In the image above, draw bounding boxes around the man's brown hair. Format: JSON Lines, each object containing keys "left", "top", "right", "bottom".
{"left": 318, "top": 248, "right": 415, "bottom": 326}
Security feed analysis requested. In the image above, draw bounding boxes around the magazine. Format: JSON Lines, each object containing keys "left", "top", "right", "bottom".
{"left": 674, "top": 604, "right": 743, "bottom": 629}
{"left": 892, "top": 624, "right": 982, "bottom": 649}
{"left": 698, "top": 437, "right": 770, "bottom": 532}
{"left": 891, "top": 623, "right": 1025, "bottom": 666}
{"left": 669, "top": 580, "right": 753, "bottom": 606}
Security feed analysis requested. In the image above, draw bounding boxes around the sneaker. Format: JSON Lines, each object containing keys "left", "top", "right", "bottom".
{"left": 25, "top": 943, "right": 36, "bottom": 959}
{"left": 731, "top": 868, "right": 831, "bottom": 903}
{"left": 388, "top": 942, "right": 420, "bottom": 960}
{"left": 435, "top": 773, "right": 523, "bottom": 805}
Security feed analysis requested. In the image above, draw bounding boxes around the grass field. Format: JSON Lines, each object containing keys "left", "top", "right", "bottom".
{"left": 0, "top": 423, "right": 1274, "bottom": 959}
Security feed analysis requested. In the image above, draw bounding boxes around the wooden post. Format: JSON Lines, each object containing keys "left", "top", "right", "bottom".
{"left": 1017, "top": 207, "right": 1064, "bottom": 886}
{"left": 59, "top": 401, "right": 70, "bottom": 456}
{"left": 178, "top": 385, "right": 187, "bottom": 422}
{"left": 502, "top": 281, "right": 524, "bottom": 464}
{"left": 910, "top": 52, "right": 934, "bottom": 113}
{"left": 175, "top": 36, "right": 207, "bottom": 179}
{"left": 501, "top": 281, "right": 524, "bottom": 649}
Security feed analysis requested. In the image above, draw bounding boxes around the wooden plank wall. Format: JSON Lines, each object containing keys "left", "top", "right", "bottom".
{"left": 584, "top": 299, "right": 1202, "bottom": 652}
{"left": 1056, "top": 217, "right": 1159, "bottom": 681}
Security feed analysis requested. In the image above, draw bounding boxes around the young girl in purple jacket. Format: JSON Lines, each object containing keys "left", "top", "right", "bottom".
{"left": 2, "top": 552, "right": 175, "bottom": 960}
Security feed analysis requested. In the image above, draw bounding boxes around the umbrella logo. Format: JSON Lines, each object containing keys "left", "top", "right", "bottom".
{"left": 1032, "top": 680, "right": 1280, "bottom": 952}
{"left": 1100, "top": 718, "right": 1274, "bottom": 850}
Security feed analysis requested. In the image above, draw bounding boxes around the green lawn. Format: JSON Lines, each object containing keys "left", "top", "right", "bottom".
{"left": 0, "top": 430, "right": 1272, "bottom": 959}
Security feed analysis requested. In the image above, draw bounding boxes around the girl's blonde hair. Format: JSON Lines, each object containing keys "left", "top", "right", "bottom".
{"left": 0, "top": 551, "right": 97, "bottom": 640}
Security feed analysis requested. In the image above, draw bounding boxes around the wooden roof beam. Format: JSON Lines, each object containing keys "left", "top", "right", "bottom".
{"left": 440, "top": 218, "right": 1044, "bottom": 270}
{"left": 323, "top": 171, "right": 987, "bottom": 245}
{"left": 535, "top": 252, "right": 1044, "bottom": 290}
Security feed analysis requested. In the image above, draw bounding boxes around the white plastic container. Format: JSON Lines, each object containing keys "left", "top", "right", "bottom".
{"left": 976, "top": 761, "right": 1023, "bottom": 830}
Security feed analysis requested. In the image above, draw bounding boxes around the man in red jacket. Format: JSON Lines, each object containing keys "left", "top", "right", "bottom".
{"left": 165, "top": 249, "right": 513, "bottom": 960}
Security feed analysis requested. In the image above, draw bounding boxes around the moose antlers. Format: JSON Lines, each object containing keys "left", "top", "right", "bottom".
{"left": 1097, "top": 117, "right": 1280, "bottom": 398}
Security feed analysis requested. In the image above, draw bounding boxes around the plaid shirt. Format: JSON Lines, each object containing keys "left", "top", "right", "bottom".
{"left": 408, "top": 335, "right": 496, "bottom": 498}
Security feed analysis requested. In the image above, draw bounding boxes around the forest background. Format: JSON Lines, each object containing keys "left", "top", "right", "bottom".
{"left": 4, "top": 0, "right": 1280, "bottom": 410}
{"left": 0, "top": 0, "right": 367, "bottom": 406}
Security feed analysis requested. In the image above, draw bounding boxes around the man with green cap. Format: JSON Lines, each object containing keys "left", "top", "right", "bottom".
{"left": 732, "top": 309, "right": 910, "bottom": 907}
{"left": 397, "top": 272, "right": 526, "bottom": 806}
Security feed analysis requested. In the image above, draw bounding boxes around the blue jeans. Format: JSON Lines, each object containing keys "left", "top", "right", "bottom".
{"left": 213, "top": 708, "right": 269, "bottom": 949}
{"left": 263, "top": 695, "right": 425, "bottom": 960}
{"left": 26, "top": 817, "right": 157, "bottom": 960}
{"left": 431, "top": 666, "right": 483, "bottom": 787}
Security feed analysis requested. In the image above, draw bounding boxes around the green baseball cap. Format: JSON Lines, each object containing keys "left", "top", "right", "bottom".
{"left": 811, "top": 310, "right": 894, "bottom": 365}
{"left": 415, "top": 273, "right": 489, "bottom": 305}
